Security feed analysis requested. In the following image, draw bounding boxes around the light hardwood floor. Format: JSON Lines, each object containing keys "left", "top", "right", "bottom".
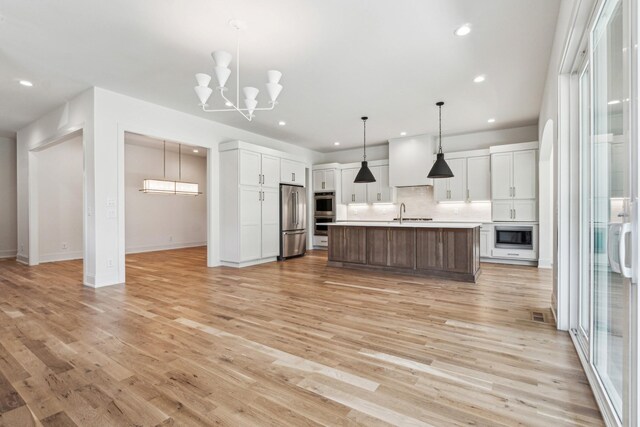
{"left": 0, "top": 248, "right": 602, "bottom": 426}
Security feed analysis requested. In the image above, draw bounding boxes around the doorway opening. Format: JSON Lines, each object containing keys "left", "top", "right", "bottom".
{"left": 124, "top": 132, "right": 208, "bottom": 269}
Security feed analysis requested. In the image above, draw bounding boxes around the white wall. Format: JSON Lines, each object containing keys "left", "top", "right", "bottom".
{"left": 125, "top": 142, "right": 206, "bottom": 253}
{"left": 17, "top": 86, "right": 322, "bottom": 287}
{"left": 322, "top": 144, "right": 389, "bottom": 164}
{"left": 0, "top": 137, "right": 17, "bottom": 258}
{"left": 37, "top": 135, "right": 83, "bottom": 262}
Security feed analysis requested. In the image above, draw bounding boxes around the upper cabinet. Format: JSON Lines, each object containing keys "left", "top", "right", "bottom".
{"left": 280, "top": 158, "right": 306, "bottom": 187}
{"left": 434, "top": 158, "right": 466, "bottom": 202}
{"left": 490, "top": 142, "right": 538, "bottom": 222}
{"left": 239, "top": 150, "right": 280, "bottom": 188}
{"left": 341, "top": 168, "right": 367, "bottom": 204}
{"left": 366, "top": 165, "right": 394, "bottom": 203}
{"left": 466, "top": 156, "right": 491, "bottom": 201}
{"left": 388, "top": 135, "right": 435, "bottom": 187}
{"left": 313, "top": 168, "right": 336, "bottom": 192}
{"left": 433, "top": 152, "right": 489, "bottom": 203}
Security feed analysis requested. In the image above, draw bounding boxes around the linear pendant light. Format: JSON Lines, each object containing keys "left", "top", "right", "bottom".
{"left": 354, "top": 116, "right": 376, "bottom": 183}
{"left": 427, "top": 101, "right": 454, "bottom": 179}
{"left": 141, "top": 141, "right": 202, "bottom": 196}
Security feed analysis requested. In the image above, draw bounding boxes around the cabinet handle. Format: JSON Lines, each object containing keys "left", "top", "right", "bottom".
{"left": 467, "top": 189, "right": 470, "bottom": 200}
{"left": 352, "top": 194, "right": 355, "bottom": 202}
{"left": 292, "top": 172, "right": 295, "bottom": 182}
{"left": 513, "top": 209, "right": 516, "bottom": 220}
{"left": 377, "top": 193, "right": 381, "bottom": 201}
{"left": 322, "top": 182, "right": 325, "bottom": 189}
{"left": 513, "top": 187, "right": 516, "bottom": 197}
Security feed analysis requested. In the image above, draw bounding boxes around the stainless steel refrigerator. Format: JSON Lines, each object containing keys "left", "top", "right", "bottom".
{"left": 280, "top": 184, "right": 307, "bottom": 259}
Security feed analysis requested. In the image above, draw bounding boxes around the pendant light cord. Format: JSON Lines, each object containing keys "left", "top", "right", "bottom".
{"left": 163, "top": 140, "right": 166, "bottom": 178}
{"left": 179, "top": 144, "right": 182, "bottom": 181}
{"left": 362, "top": 117, "right": 367, "bottom": 161}
{"left": 438, "top": 104, "right": 443, "bottom": 154}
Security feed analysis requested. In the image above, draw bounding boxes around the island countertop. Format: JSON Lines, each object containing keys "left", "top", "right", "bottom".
{"left": 328, "top": 221, "right": 481, "bottom": 229}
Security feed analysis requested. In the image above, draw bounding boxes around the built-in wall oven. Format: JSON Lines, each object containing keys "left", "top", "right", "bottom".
{"left": 314, "top": 192, "right": 335, "bottom": 217}
{"left": 495, "top": 226, "right": 534, "bottom": 250}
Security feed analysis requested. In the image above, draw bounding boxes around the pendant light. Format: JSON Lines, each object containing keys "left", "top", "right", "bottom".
{"left": 141, "top": 141, "right": 202, "bottom": 196}
{"left": 427, "top": 101, "right": 454, "bottom": 179}
{"left": 354, "top": 116, "right": 376, "bottom": 183}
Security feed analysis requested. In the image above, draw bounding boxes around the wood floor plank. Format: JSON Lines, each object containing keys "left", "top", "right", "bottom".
{"left": 0, "top": 247, "right": 603, "bottom": 426}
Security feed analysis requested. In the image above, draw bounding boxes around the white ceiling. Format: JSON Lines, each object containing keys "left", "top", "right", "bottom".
{"left": 125, "top": 132, "right": 207, "bottom": 157}
{"left": 0, "top": 0, "right": 560, "bottom": 151}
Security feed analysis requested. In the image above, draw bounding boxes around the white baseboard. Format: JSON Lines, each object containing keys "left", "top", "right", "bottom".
{"left": 480, "top": 257, "right": 538, "bottom": 266}
{"left": 538, "top": 258, "right": 553, "bottom": 269}
{"left": 15, "top": 255, "right": 29, "bottom": 265}
{"left": 0, "top": 249, "right": 17, "bottom": 259}
{"left": 39, "top": 251, "right": 83, "bottom": 263}
{"left": 125, "top": 241, "right": 207, "bottom": 255}
{"left": 220, "top": 257, "right": 277, "bottom": 268}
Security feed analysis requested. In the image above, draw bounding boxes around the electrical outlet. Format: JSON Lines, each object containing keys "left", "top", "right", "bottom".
{"left": 107, "top": 259, "right": 114, "bottom": 268}
{"left": 20, "top": 244, "right": 24, "bottom": 253}
{"left": 61, "top": 242, "right": 68, "bottom": 250}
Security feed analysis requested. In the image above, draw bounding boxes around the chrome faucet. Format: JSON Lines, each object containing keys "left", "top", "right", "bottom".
{"left": 399, "top": 203, "right": 406, "bottom": 224}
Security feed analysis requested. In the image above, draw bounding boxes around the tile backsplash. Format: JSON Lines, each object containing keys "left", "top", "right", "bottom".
{"left": 346, "top": 186, "right": 492, "bottom": 222}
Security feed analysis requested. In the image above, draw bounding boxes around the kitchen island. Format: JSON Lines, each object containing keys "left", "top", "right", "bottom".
{"left": 327, "top": 222, "right": 481, "bottom": 282}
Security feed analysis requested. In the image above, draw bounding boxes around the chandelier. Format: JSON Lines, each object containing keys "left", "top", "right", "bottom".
{"left": 193, "top": 20, "right": 283, "bottom": 121}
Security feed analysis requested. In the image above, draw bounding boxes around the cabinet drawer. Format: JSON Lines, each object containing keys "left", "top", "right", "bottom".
{"left": 491, "top": 248, "right": 537, "bottom": 261}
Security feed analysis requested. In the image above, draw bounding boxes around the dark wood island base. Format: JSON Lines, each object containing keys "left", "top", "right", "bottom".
{"left": 328, "top": 224, "right": 481, "bottom": 283}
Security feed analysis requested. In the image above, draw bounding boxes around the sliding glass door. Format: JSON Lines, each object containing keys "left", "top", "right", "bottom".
{"left": 575, "top": 0, "right": 636, "bottom": 423}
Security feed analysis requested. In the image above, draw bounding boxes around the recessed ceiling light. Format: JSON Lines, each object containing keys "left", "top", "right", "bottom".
{"left": 334, "top": 141, "right": 340, "bottom": 146}
{"left": 488, "top": 118, "right": 496, "bottom": 123}
{"left": 225, "top": 101, "right": 233, "bottom": 107}
{"left": 473, "top": 75, "right": 486, "bottom": 83}
{"left": 454, "top": 24, "right": 471, "bottom": 36}
{"left": 193, "top": 149, "right": 199, "bottom": 153}
{"left": 608, "top": 99, "right": 621, "bottom": 105}
{"left": 400, "top": 132, "right": 407, "bottom": 136}
{"left": 278, "top": 121, "right": 286, "bottom": 126}
{"left": 19, "top": 80, "right": 33, "bottom": 87}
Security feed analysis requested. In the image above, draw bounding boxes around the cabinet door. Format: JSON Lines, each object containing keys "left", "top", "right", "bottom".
{"left": 281, "top": 159, "right": 305, "bottom": 186}
{"left": 447, "top": 158, "right": 466, "bottom": 202}
{"left": 434, "top": 179, "right": 449, "bottom": 202}
{"left": 442, "top": 229, "right": 472, "bottom": 273}
{"left": 261, "top": 155, "right": 281, "bottom": 188}
{"left": 513, "top": 199, "right": 538, "bottom": 221}
{"left": 512, "top": 150, "right": 537, "bottom": 199}
{"left": 328, "top": 226, "right": 345, "bottom": 261}
{"left": 239, "top": 186, "right": 262, "bottom": 261}
{"left": 377, "top": 165, "right": 392, "bottom": 202}
{"left": 366, "top": 228, "right": 388, "bottom": 266}
{"left": 324, "top": 169, "right": 336, "bottom": 191}
{"left": 344, "top": 227, "right": 367, "bottom": 264}
{"left": 389, "top": 228, "right": 415, "bottom": 268}
{"left": 491, "top": 152, "right": 513, "bottom": 200}
{"left": 480, "top": 230, "right": 491, "bottom": 257}
{"left": 467, "top": 156, "right": 491, "bottom": 201}
{"left": 313, "top": 170, "right": 325, "bottom": 192}
{"left": 291, "top": 161, "right": 306, "bottom": 186}
{"left": 416, "top": 229, "right": 443, "bottom": 270}
{"left": 341, "top": 169, "right": 355, "bottom": 204}
{"left": 366, "top": 166, "right": 381, "bottom": 202}
{"left": 261, "top": 187, "right": 280, "bottom": 257}
{"left": 492, "top": 200, "right": 513, "bottom": 222}
{"left": 239, "top": 150, "right": 262, "bottom": 187}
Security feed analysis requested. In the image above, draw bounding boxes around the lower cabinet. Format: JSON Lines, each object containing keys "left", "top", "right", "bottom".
{"left": 329, "top": 226, "right": 480, "bottom": 282}
{"left": 329, "top": 226, "right": 366, "bottom": 264}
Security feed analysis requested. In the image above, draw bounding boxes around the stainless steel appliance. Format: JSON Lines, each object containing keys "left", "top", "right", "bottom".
{"left": 314, "top": 216, "right": 334, "bottom": 236}
{"left": 314, "top": 192, "right": 335, "bottom": 217}
{"left": 495, "top": 225, "right": 533, "bottom": 250}
{"left": 280, "top": 184, "right": 307, "bottom": 259}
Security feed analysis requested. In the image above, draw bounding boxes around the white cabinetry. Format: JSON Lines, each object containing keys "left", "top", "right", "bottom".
{"left": 388, "top": 135, "right": 435, "bottom": 187}
{"left": 313, "top": 168, "right": 336, "bottom": 192}
{"left": 480, "top": 224, "right": 492, "bottom": 258}
{"left": 341, "top": 168, "right": 367, "bottom": 204}
{"left": 220, "top": 143, "right": 302, "bottom": 267}
{"left": 466, "top": 156, "right": 491, "bottom": 201}
{"left": 490, "top": 144, "right": 538, "bottom": 222}
{"left": 366, "top": 165, "right": 394, "bottom": 203}
{"left": 281, "top": 159, "right": 306, "bottom": 187}
{"left": 434, "top": 158, "right": 466, "bottom": 202}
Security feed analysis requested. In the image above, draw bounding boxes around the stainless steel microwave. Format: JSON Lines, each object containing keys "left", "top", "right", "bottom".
{"left": 495, "top": 226, "right": 534, "bottom": 250}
